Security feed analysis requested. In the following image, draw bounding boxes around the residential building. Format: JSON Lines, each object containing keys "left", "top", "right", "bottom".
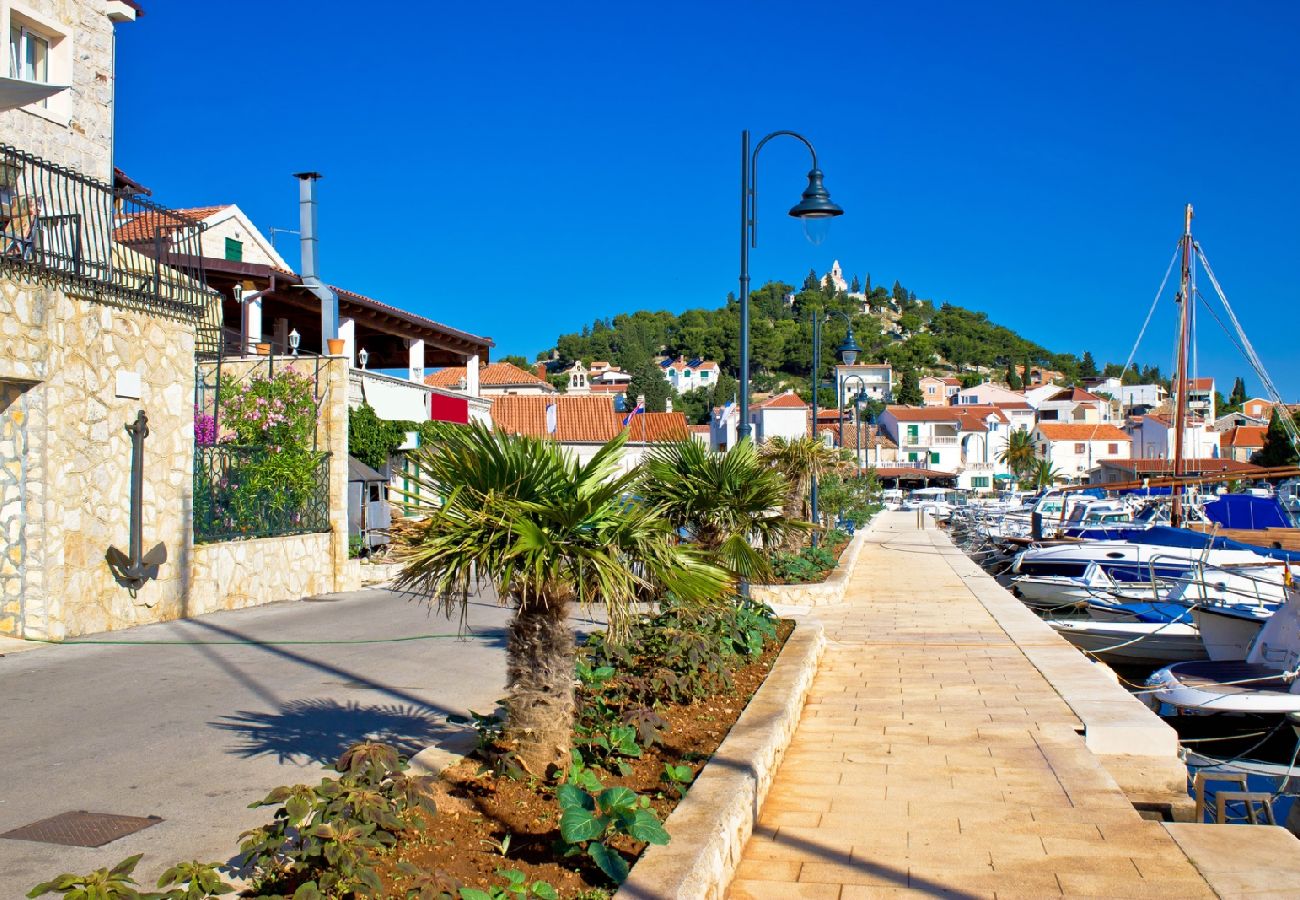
{"left": 688, "top": 424, "right": 711, "bottom": 445}
{"left": 954, "top": 381, "right": 1023, "bottom": 407}
{"left": 834, "top": 363, "right": 893, "bottom": 404}
{"left": 1092, "top": 457, "right": 1261, "bottom": 485}
{"left": 1032, "top": 423, "right": 1131, "bottom": 482}
{"left": 877, "top": 405, "right": 1013, "bottom": 490}
{"left": 1184, "top": 377, "right": 1215, "bottom": 420}
{"left": 1119, "top": 383, "right": 1168, "bottom": 414}
{"left": 919, "top": 375, "right": 962, "bottom": 407}
{"left": 1082, "top": 376, "right": 1123, "bottom": 399}
{"left": 1243, "top": 397, "right": 1275, "bottom": 420}
{"left": 1124, "top": 414, "right": 1216, "bottom": 460}
{"left": 749, "top": 391, "right": 809, "bottom": 443}
{"left": 490, "top": 394, "right": 686, "bottom": 472}
{"left": 589, "top": 361, "right": 631, "bottom": 386}
{"left": 1212, "top": 411, "right": 1267, "bottom": 432}
{"left": 426, "top": 361, "right": 554, "bottom": 398}
{"left": 710, "top": 402, "right": 740, "bottom": 451}
{"left": 1035, "top": 387, "right": 1111, "bottom": 423}
{"left": 1021, "top": 383, "right": 1065, "bottom": 408}
{"left": 1220, "top": 426, "right": 1267, "bottom": 463}
{"left": 660, "top": 356, "right": 720, "bottom": 393}
{"left": 989, "top": 401, "right": 1036, "bottom": 433}
{"left": 1026, "top": 366, "right": 1066, "bottom": 388}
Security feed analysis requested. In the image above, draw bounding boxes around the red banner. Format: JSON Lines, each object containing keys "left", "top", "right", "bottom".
{"left": 429, "top": 393, "right": 469, "bottom": 424}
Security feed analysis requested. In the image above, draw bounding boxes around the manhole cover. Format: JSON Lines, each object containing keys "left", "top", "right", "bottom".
{"left": 0, "top": 811, "right": 163, "bottom": 847}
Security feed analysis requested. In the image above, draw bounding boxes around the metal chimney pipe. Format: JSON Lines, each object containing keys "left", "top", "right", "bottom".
{"left": 292, "top": 171, "right": 338, "bottom": 341}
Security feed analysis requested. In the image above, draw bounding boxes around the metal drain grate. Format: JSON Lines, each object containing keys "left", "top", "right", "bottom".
{"left": 0, "top": 811, "right": 163, "bottom": 847}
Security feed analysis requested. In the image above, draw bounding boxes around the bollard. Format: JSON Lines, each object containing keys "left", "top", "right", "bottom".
{"left": 916, "top": 507, "right": 924, "bottom": 530}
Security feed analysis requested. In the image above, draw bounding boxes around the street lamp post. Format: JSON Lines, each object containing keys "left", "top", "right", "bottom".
{"left": 738, "top": 130, "right": 843, "bottom": 441}
{"left": 840, "top": 373, "right": 870, "bottom": 457}
{"left": 809, "top": 310, "right": 860, "bottom": 542}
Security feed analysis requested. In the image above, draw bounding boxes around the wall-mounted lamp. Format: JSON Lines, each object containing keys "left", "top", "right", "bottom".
{"left": 288, "top": 328, "right": 300, "bottom": 356}
{"left": 358, "top": 347, "right": 369, "bottom": 370}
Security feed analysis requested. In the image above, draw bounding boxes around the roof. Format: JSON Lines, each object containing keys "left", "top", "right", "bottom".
{"left": 113, "top": 166, "right": 152, "bottom": 197}
{"left": 425, "top": 361, "right": 551, "bottom": 390}
{"left": 1035, "top": 423, "right": 1132, "bottom": 442}
{"left": 347, "top": 455, "right": 387, "bottom": 483}
{"left": 884, "top": 406, "right": 961, "bottom": 422}
{"left": 872, "top": 466, "right": 955, "bottom": 480}
{"left": 112, "top": 204, "right": 231, "bottom": 242}
{"left": 1221, "top": 426, "right": 1267, "bottom": 449}
{"left": 488, "top": 395, "right": 687, "bottom": 444}
{"left": 953, "top": 406, "right": 1010, "bottom": 432}
{"left": 1045, "top": 387, "right": 1105, "bottom": 404}
{"left": 942, "top": 377, "right": 963, "bottom": 386}
{"left": 331, "top": 285, "right": 494, "bottom": 353}
{"left": 689, "top": 424, "right": 711, "bottom": 434}
{"left": 754, "top": 391, "right": 808, "bottom": 410}
{"left": 1098, "top": 457, "right": 1262, "bottom": 474}
{"left": 1185, "top": 377, "right": 1214, "bottom": 391}
{"left": 990, "top": 401, "right": 1032, "bottom": 411}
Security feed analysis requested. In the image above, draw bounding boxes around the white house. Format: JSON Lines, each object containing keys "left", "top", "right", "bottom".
{"left": 955, "top": 382, "right": 1024, "bottom": 407}
{"left": 661, "top": 356, "right": 720, "bottom": 393}
{"left": 834, "top": 363, "right": 892, "bottom": 404}
{"left": 1020, "top": 384, "right": 1064, "bottom": 409}
{"left": 990, "top": 401, "right": 1036, "bottom": 433}
{"left": 878, "top": 405, "right": 1013, "bottom": 490}
{"left": 1185, "top": 377, "right": 1216, "bottom": 420}
{"left": 1119, "top": 383, "right": 1168, "bottom": 413}
{"left": 1032, "top": 423, "right": 1132, "bottom": 482}
{"left": 1035, "top": 387, "right": 1112, "bottom": 423}
{"left": 710, "top": 402, "right": 740, "bottom": 451}
{"left": 1124, "top": 414, "right": 1216, "bottom": 460}
{"left": 749, "top": 392, "right": 808, "bottom": 443}
{"left": 491, "top": 395, "right": 687, "bottom": 473}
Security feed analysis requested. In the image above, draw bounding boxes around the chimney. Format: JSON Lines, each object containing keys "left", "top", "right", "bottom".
{"left": 665, "top": 397, "right": 673, "bottom": 413}
{"left": 293, "top": 172, "right": 339, "bottom": 342}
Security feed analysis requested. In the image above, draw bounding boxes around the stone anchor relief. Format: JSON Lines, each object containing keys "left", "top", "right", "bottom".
{"left": 106, "top": 409, "right": 167, "bottom": 595}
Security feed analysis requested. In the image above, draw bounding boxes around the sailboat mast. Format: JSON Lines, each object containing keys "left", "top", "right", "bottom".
{"left": 1171, "top": 203, "right": 1194, "bottom": 527}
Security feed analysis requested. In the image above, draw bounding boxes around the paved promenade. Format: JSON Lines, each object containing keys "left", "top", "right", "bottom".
{"left": 729, "top": 512, "right": 1300, "bottom": 898}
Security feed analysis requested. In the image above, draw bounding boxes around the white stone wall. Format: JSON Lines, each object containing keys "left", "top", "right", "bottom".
{"left": 0, "top": 0, "right": 123, "bottom": 182}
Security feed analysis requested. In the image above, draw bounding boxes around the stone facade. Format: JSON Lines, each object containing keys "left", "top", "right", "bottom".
{"left": 0, "top": 0, "right": 128, "bottom": 183}
{"left": 0, "top": 273, "right": 358, "bottom": 639}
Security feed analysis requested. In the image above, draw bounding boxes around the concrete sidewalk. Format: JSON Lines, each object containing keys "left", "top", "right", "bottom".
{"left": 728, "top": 512, "right": 1300, "bottom": 898}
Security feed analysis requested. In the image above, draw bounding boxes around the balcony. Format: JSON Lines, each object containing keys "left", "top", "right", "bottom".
{"left": 901, "top": 434, "right": 957, "bottom": 447}
{"left": 0, "top": 143, "right": 219, "bottom": 331}
{"left": 349, "top": 368, "right": 491, "bottom": 423}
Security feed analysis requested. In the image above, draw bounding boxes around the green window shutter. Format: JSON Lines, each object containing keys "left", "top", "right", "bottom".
{"left": 930, "top": 452, "right": 940, "bottom": 464}
{"left": 224, "top": 237, "right": 243, "bottom": 262}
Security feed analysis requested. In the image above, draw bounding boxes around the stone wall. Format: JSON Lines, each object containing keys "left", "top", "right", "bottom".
{"left": 0, "top": 0, "right": 122, "bottom": 183}
{"left": 0, "top": 272, "right": 358, "bottom": 639}
{"left": 0, "top": 380, "right": 32, "bottom": 634}
{"left": 749, "top": 523, "right": 871, "bottom": 608}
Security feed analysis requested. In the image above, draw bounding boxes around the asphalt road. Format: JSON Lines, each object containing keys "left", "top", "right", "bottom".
{"left": 0, "top": 586, "right": 602, "bottom": 895}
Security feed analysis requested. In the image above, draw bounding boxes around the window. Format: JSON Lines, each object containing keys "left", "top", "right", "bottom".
{"left": 908, "top": 451, "right": 918, "bottom": 462}
{"left": 1108, "top": 443, "right": 1118, "bottom": 454}
{"left": 224, "top": 237, "right": 243, "bottom": 262}
{"left": 930, "top": 451, "right": 940, "bottom": 464}
{"left": 1074, "top": 443, "right": 1086, "bottom": 453}
{"left": 9, "top": 24, "right": 49, "bottom": 84}
{"left": 700, "top": 371, "right": 709, "bottom": 380}
{"left": 1040, "top": 409, "right": 1058, "bottom": 420}
{"left": 971, "top": 476, "right": 990, "bottom": 488}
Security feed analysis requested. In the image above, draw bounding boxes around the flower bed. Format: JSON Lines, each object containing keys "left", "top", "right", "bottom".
{"left": 768, "top": 529, "right": 852, "bottom": 585}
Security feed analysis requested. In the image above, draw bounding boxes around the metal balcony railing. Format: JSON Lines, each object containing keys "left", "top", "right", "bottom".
{"left": 0, "top": 144, "right": 221, "bottom": 335}
{"left": 901, "top": 434, "right": 958, "bottom": 447}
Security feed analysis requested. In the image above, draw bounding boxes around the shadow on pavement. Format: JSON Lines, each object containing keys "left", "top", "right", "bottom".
{"left": 212, "top": 698, "right": 457, "bottom": 765}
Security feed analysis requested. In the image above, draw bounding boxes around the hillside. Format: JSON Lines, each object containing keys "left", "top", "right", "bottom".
{"left": 509, "top": 270, "right": 1171, "bottom": 423}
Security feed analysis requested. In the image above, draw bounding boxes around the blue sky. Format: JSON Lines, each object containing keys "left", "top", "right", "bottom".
{"left": 115, "top": 2, "right": 1300, "bottom": 396}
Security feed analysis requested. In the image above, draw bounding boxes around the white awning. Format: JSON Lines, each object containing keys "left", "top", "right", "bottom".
{"left": 0, "top": 76, "right": 67, "bottom": 113}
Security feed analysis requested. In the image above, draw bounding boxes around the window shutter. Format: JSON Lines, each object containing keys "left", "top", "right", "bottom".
{"left": 224, "top": 237, "right": 243, "bottom": 262}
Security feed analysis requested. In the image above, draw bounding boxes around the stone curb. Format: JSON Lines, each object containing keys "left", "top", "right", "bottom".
{"left": 749, "top": 519, "right": 874, "bottom": 607}
{"left": 615, "top": 619, "right": 827, "bottom": 900}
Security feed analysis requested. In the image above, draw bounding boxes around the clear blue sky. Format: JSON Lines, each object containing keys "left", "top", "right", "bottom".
{"left": 115, "top": 1, "right": 1300, "bottom": 397}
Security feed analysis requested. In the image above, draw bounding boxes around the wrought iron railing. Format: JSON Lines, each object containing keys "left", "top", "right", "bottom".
{"left": 193, "top": 445, "right": 331, "bottom": 544}
{"left": 0, "top": 143, "right": 221, "bottom": 335}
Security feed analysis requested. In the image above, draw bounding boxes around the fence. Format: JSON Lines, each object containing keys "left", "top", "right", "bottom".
{"left": 194, "top": 445, "right": 331, "bottom": 543}
{"left": 0, "top": 144, "right": 221, "bottom": 343}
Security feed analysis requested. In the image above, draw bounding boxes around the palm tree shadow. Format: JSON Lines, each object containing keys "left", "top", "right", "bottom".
{"left": 212, "top": 698, "right": 458, "bottom": 765}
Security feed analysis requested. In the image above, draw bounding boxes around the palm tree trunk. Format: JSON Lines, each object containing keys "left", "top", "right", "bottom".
{"left": 503, "top": 593, "right": 575, "bottom": 774}
{"left": 780, "top": 481, "right": 807, "bottom": 552}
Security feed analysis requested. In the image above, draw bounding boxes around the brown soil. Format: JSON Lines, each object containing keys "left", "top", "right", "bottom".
{"left": 773, "top": 533, "right": 851, "bottom": 584}
{"left": 379, "top": 619, "right": 794, "bottom": 898}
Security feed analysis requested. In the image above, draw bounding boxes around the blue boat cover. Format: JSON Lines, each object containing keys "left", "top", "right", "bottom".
{"left": 1203, "top": 494, "right": 1294, "bottom": 530}
{"left": 1069, "top": 525, "right": 1300, "bottom": 563}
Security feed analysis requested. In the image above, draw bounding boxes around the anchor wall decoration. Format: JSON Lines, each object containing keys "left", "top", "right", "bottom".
{"left": 106, "top": 409, "right": 167, "bottom": 592}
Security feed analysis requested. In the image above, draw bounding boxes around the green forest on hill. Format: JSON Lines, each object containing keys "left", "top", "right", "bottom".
{"left": 501, "top": 272, "right": 1183, "bottom": 425}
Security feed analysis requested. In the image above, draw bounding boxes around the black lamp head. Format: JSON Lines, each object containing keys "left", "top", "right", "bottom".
{"left": 837, "top": 328, "right": 861, "bottom": 366}
{"left": 788, "top": 168, "right": 844, "bottom": 219}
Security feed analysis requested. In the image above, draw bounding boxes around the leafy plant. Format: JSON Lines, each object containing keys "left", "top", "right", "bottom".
{"left": 394, "top": 862, "right": 460, "bottom": 900}
{"left": 28, "top": 855, "right": 151, "bottom": 899}
{"left": 154, "top": 862, "right": 234, "bottom": 899}
{"left": 556, "top": 782, "right": 669, "bottom": 884}
{"left": 661, "top": 763, "right": 694, "bottom": 798}
{"left": 459, "top": 869, "right": 558, "bottom": 900}
{"left": 482, "top": 833, "right": 513, "bottom": 857}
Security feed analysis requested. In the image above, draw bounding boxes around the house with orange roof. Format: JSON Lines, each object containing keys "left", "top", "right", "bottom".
{"left": 1220, "top": 425, "right": 1268, "bottom": 463}
{"left": 1031, "top": 423, "right": 1131, "bottom": 482}
{"left": 1183, "top": 376, "right": 1216, "bottom": 420}
{"left": 748, "top": 391, "right": 809, "bottom": 443}
{"left": 660, "top": 356, "right": 721, "bottom": 393}
{"left": 426, "top": 361, "right": 554, "bottom": 397}
{"left": 954, "top": 381, "right": 1024, "bottom": 408}
{"left": 490, "top": 394, "right": 687, "bottom": 472}
{"left": 878, "top": 405, "right": 1015, "bottom": 490}
{"left": 1035, "top": 386, "right": 1113, "bottom": 424}
{"left": 1124, "top": 413, "right": 1216, "bottom": 461}
{"left": 919, "top": 375, "right": 962, "bottom": 407}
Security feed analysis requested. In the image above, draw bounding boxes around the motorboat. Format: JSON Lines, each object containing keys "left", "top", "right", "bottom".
{"left": 1047, "top": 617, "right": 1206, "bottom": 667}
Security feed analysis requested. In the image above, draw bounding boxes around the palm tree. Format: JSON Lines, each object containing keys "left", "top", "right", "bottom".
{"left": 639, "top": 438, "right": 806, "bottom": 581}
{"left": 999, "top": 429, "right": 1038, "bottom": 481}
{"left": 757, "top": 436, "right": 844, "bottom": 550}
{"left": 390, "top": 424, "right": 728, "bottom": 774}
{"left": 1029, "top": 458, "right": 1062, "bottom": 488}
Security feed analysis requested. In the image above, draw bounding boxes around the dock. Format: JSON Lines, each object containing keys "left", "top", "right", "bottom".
{"left": 728, "top": 511, "right": 1300, "bottom": 898}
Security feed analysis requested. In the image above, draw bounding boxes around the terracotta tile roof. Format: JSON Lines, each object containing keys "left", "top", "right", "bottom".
{"left": 426, "top": 361, "right": 552, "bottom": 390}
{"left": 872, "top": 466, "right": 955, "bottom": 479}
{"left": 1184, "top": 377, "right": 1214, "bottom": 391}
{"left": 1099, "top": 457, "right": 1261, "bottom": 474}
{"left": 1222, "top": 426, "right": 1267, "bottom": 449}
{"left": 689, "top": 424, "right": 711, "bottom": 434}
{"left": 1036, "top": 423, "right": 1132, "bottom": 442}
{"left": 942, "top": 377, "right": 963, "bottom": 386}
{"left": 754, "top": 391, "right": 808, "bottom": 410}
{"left": 991, "top": 401, "right": 1032, "bottom": 411}
{"left": 491, "top": 395, "right": 622, "bottom": 442}
{"left": 112, "top": 204, "right": 230, "bottom": 243}
{"left": 489, "top": 395, "right": 687, "bottom": 444}
{"left": 884, "top": 406, "right": 961, "bottom": 422}
{"left": 1045, "top": 387, "right": 1105, "bottom": 403}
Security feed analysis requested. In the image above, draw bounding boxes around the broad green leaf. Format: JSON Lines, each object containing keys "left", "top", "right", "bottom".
{"left": 587, "top": 842, "right": 630, "bottom": 884}
{"left": 559, "top": 807, "right": 607, "bottom": 844}
{"left": 555, "top": 783, "right": 594, "bottom": 811}
{"left": 531, "top": 881, "right": 558, "bottom": 900}
{"left": 627, "top": 808, "right": 670, "bottom": 845}
{"left": 596, "top": 786, "right": 638, "bottom": 814}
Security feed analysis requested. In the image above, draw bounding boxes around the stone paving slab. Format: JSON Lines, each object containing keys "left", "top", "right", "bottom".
{"left": 729, "top": 512, "right": 1233, "bottom": 899}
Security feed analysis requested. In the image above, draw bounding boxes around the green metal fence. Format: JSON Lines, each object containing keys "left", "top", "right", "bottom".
{"left": 193, "top": 445, "right": 331, "bottom": 544}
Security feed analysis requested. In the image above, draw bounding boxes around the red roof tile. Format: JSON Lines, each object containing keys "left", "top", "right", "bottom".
{"left": 489, "top": 395, "right": 687, "bottom": 444}
{"left": 1036, "top": 423, "right": 1131, "bottom": 442}
{"left": 884, "top": 406, "right": 961, "bottom": 422}
{"left": 754, "top": 392, "right": 808, "bottom": 410}
{"left": 1222, "top": 426, "right": 1267, "bottom": 449}
{"left": 426, "top": 361, "right": 551, "bottom": 390}
{"left": 112, "top": 204, "right": 230, "bottom": 243}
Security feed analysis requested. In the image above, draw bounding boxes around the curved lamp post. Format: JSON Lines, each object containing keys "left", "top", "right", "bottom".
{"left": 841, "top": 374, "right": 871, "bottom": 465}
{"left": 809, "top": 310, "right": 859, "bottom": 542}
{"left": 738, "top": 130, "right": 843, "bottom": 441}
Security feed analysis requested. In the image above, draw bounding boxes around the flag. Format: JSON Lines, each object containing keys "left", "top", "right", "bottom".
{"left": 623, "top": 399, "right": 645, "bottom": 427}
{"left": 545, "top": 402, "right": 557, "bottom": 435}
